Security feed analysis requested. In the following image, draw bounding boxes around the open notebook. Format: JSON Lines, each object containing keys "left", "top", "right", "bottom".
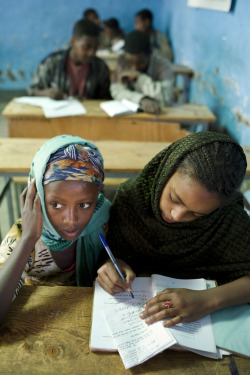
{"left": 90, "top": 274, "right": 219, "bottom": 369}
{"left": 100, "top": 99, "right": 140, "bottom": 117}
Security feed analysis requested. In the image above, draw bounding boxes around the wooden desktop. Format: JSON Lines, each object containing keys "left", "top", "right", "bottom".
{"left": 2, "top": 100, "right": 216, "bottom": 141}
{"left": 0, "top": 285, "right": 249, "bottom": 375}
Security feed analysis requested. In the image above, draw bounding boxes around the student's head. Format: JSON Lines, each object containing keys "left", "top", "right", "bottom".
{"left": 124, "top": 31, "right": 151, "bottom": 71}
{"left": 103, "top": 18, "right": 120, "bottom": 40}
{"left": 135, "top": 9, "right": 153, "bottom": 33}
{"left": 83, "top": 8, "right": 100, "bottom": 25}
{"left": 157, "top": 132, "right": 247, "bottom": 223}
{"left": 70, "top": 19, "right": 100, "bottom": 65}
{"left": 30, "top": 135, "right": 104, "bottom": 244}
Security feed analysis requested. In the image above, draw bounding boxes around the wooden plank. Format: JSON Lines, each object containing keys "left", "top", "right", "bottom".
{"left": 0, "top": 138, "right": 170, "bottom": 175}
{"left": 2, "top": 100, "right": 216, "bottom": 123}
{"left": 0, "top": 138, "right": 249, "bottom": 176}
{"left": 0, "top": 285, "right": 249, "bottom": 375}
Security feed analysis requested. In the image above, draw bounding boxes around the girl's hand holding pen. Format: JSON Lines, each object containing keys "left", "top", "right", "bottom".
{"left": 97, "top": 258, "right": 136, "bottom": 295}
{"left": 20, "top": 178, "right": 43, "bottom": 243}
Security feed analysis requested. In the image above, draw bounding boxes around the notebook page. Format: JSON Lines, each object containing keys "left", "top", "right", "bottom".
{"left": 90, "top": 277, "right": 152, "bottom": 351}
{"left": 151, "top": 274, "right": 217, "bottom": 356}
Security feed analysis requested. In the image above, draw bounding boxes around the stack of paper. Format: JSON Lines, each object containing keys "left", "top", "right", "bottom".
{"left": 14, "top": 96, "right": 86, "bottom": 118}
{"left": 90, "top": 275, "right": 219, "bottom": 369}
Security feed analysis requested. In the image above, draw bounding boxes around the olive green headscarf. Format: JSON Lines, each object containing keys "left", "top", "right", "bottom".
{"left": 107, "top": 132, "right": 250, "bottom": 284}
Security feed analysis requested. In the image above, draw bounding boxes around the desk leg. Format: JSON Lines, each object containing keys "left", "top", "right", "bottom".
{"left": 0, "top": 177, "right": 14, "bottom": 231}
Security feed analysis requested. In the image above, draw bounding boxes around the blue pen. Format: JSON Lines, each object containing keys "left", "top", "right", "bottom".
{"left": 99, "top": 233, "right": 134, "bottom": 298}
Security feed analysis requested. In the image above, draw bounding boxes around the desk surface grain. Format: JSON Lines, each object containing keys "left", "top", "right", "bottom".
{"left": 0, "top": 285, "right": 249, "bottom": 375}
{"left": 0, "top": 138, "right": 249, "bottom": 176}
{"left": 2, "top": 100, "right": 216, "bottom": 123}
{"left": 0, "top": 138, "right": 171, "bottom": 175}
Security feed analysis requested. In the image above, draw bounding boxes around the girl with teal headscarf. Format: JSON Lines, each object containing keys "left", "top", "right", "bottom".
{"left": 0, "top": 134, "right": 111, "bottom": 324}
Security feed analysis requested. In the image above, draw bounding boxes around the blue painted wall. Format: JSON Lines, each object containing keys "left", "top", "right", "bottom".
{"left": 0, "top": 0, "right": 249, "bottom": 144}
{"left": 0, "top": 0, "right": 164, "bottom": 89}
{"left": 161, "top": 0, "right": 250, "bottom": 145}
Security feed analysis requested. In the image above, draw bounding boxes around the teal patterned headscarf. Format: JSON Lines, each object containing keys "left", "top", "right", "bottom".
{"left": 29, "top": 134, "right": 111, "bottom": 286}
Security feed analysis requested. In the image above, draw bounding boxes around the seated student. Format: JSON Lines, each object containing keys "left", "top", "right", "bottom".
{"left": 97, "top": 131, "right": 250, "bottom": 328}
{"left": 83, "top": 8, "right": 109, "bottom": 50}
{"left": 135, "top": 8, "right": 173, "bottom": 62}
{"left": 103, "top": 18, "right": 125, "bottom": 53}
{"left": 110, "top": 30, "right": 173, "bottom": 114}
{"left": 0, "top": 134, "right": 111, "bottom": 324}
{"left": 27, "top": 19, "right": 111, "bottom": 100}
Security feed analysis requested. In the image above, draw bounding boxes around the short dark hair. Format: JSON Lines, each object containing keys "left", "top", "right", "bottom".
{"left": 73, "top": 19, "right": 99, "bottom": 38}
{"left": 136, "top": 9, "right": 153, "bottom": 22}
{"left": 83, "top": 8, "right": 98, "bottom": 19}
{"left": 104, "top": 18, "right": 119, "bottom": 30}
{"left": 177, "top": 140, "right": 247, "bottom": 198}
{"left": 124, "top": 30, "right": 151, "bottom": 54}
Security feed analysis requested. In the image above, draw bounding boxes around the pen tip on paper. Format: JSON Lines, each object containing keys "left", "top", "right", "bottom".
{"left": 131, "top": 292, "right": 135, "bottom": 299}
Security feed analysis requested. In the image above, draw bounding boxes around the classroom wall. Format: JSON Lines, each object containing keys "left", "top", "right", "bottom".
{"left": 161, "top": 0, "right": 250, "bottom": 145}
{"left": 0, "top": 0, "right": 164, "bottom": 90}
{"left": 0, "top": 0, "right": 250, "bottom": 144}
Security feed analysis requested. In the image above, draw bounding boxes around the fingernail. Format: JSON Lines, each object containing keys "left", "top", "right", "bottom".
{"left": 139, "top": 312, "right": 144, "bottom": 318}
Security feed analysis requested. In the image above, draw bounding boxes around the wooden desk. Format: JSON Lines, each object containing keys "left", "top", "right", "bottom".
{"left": 2, "top": 100, "right": 215, "bottom": 141}
{"left": 0, "top": 285, "right": 249, "bottom": 375}
{"left": 0, "top": 138, "right": 171, "bottom": 177}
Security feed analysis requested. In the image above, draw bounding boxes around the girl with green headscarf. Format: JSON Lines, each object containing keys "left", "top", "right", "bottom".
{"left": 97, "top": 131, "right": 250, "bottom": 328}
{"left": 0, "top": 134, "right": 111, "bottom": 324}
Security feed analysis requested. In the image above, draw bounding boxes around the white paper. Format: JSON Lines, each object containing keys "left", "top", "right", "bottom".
{"left": 14, "top": 96, "right": 86, "bottom": 118}
{"left": 15, "top": 96, "right": 65, "bottom": 109}
{"left": 90, "top": 278, "right": 151, "bottom": 351}
{"left": 151, "top": 274, "right": 218, "bottom": 357}
{"left": 102, "top": 299, "right": 176, "bottom": 369}
{"left": 43, "top": 100, "right": 86, "bottom": 118}
{"left": 100, "top": 99, "right": 139, "bottom": 117}
{"left": 188, "top": 0, "right": 232, "bottom": 12}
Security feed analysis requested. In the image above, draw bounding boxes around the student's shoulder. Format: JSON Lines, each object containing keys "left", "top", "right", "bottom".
{"left": 151, "top": 51, "right": 172, "bottom": 69}
{"left": 40, "top": 49, "right": 68, "bottom": 64}
{"left": 92, "top": 56, "right": 110, "bottom": 73}
{"left": 153, "top": 29, "right": 169, "bottom": 42}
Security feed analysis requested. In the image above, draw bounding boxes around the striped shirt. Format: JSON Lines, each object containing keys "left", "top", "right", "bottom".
{"left": 27, "top": 49, "right": 111, "bottom": 99}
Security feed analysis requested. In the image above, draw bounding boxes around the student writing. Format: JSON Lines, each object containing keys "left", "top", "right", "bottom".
{"left": 27, "top": 19, "right": 111, "bottom": 100}
{"left": 97, "top": 131, "right": 250, "bottom": 328}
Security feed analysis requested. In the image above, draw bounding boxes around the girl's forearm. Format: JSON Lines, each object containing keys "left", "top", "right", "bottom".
{"left": 206, "top": 276, "right": 250, "bottom": 313}
{"left": 0, "top": 236, "right": 36, "bottom": 324}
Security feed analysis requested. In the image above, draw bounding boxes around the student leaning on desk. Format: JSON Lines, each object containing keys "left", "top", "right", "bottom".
{"left": 27, "top": 19, "right": 111, "bottom": 101}
{"left": 110, "top": 30, "right": 173, "bottom": 115}
{"left": 0, "top": 135, "right": 111, "bottom": 324}
{"left": 97, "top": 131, "right": 250, "bottom": 328}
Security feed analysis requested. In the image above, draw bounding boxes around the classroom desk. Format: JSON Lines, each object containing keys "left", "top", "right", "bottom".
{"left": 2, "top": 99, "right": 215, "bottom": 141}
{"left": 0, "top": 285, "right": 249, "bottom": 375}
{"left": 0, "top": 138, "right": 171, "bottom": 178}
